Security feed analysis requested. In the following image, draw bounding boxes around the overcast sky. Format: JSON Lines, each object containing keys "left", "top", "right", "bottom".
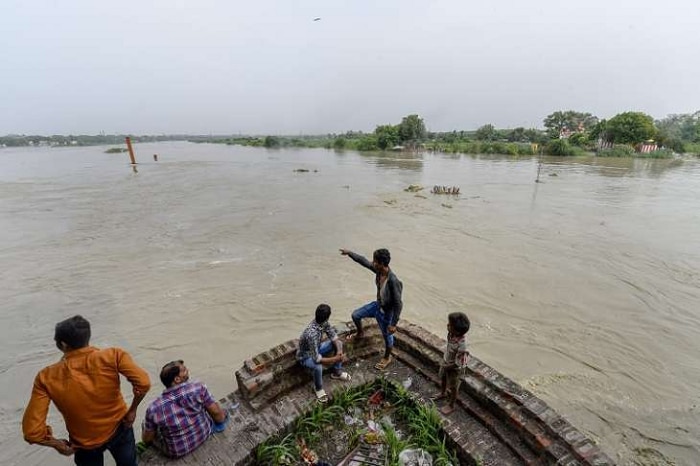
{"left": 1, "top": 0, "right": 698, "bottom": 135}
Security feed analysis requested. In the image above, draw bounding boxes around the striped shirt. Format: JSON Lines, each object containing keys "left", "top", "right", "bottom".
{"left": 143, "top": 381, "right": 215, "bottom": 458}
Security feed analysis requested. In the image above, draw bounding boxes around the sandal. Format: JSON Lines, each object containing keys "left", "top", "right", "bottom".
{"left": 315, "top": 388, "right": 329, "bottom": 403}
{"left": 374, "top": 355, "right": 393, "bottom": 370}
{"left": 330, "top": 371, "right": 352, "bottom": 381}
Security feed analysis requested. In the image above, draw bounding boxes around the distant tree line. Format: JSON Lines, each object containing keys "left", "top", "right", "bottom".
{"left": 0, "top": 134, "right": 188, "bottom": 147}
{"left": 7, "top": 111, "right": 699, "bottom": 158}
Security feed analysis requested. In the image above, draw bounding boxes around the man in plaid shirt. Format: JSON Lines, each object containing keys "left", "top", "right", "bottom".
{"left": 297, "top": 304, "right": 351, "bottom": 403}
{"left": 141, "top": 360, "right": 228, "bottom": 458}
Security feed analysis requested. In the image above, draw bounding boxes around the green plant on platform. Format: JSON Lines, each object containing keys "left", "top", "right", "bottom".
{"left": 255, "top": 379, "right": 460, "bottom": 465}
{"left": 381, "top": 421, "right": 412, "bottom": 465}
{"left": 255, "top": 433, "right": 297, "bottom": 465}
{"left": 331, "top": 382, "right": 373, "bottom": 410}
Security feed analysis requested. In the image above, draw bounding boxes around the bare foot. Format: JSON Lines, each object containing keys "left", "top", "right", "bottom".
{"left": 430, "top": 392, "right": 448, "bottom": 402}
{"left": 440, "top": 404, "right": 456, "bottom": 415}
{"left": 345, "top": 332, "right": 364, "bottom": 343}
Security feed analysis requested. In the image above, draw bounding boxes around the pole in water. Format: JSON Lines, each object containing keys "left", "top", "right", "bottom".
{"left": 125, "top": 137, "right": 137, "bottom": 165}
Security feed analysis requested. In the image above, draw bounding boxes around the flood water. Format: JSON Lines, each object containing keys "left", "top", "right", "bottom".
{"left": 1, "top": 142, "right": 699, "bottom": 465}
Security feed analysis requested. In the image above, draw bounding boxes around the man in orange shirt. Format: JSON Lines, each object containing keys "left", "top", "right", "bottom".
{"left": 22, "top": 315, "right": 151, "bottom": 466}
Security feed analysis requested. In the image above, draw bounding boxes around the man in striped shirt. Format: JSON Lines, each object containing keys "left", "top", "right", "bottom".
{"left": 141, "top": 360, "right": 228, "bottom": 458}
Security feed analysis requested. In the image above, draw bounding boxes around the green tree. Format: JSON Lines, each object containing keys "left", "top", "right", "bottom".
{"left": 333, "top": 137, "right": 347, "bottom": 149}
{"left": 543, "top": 110, "right": 598, "bottom": 138}
{"left": 263, "top": 136, "right": 280, "bottom": 148}
{"left": 474, "top": 124, "right": 496, "bottom": 141}
{"left": 507, "top": 127, "right": 526, "bottom": 142}
{"left": 568, "top": 132, "right": 589, "bottom": 147}
{"left": 374, "top": 124, "right": 400, "bottom": 149}
{"left": 355, "top": 135, "right": 378, "bottom": 151}
{"left": 524, "top": 128, "right": 548, "bottom": 144}
{"left": 589, "top": 119, "right": 607, "bottom": 141}
{"left": 605, "top": 112, "right": 657, "bottom": 144}
{"left": 397, "top": 114, "right": 426, "bottom": 143}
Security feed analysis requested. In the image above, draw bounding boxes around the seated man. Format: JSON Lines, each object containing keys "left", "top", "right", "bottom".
{"left": 297, "top": 304, "right": 351, "bottom": 403}
{"left": 142, "top": 360, "right": 228, "bottom": 458}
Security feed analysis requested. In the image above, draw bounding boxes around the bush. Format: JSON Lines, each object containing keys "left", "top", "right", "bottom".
{"left": 568, "top": 133, "right": 589, "bottom": 147}
{"left": 333, "top": 137, "right": 347, "bottom": 149}
{"left": 597, "top": 144, "right": 635, "bottom": 157}
{"left": 684, "top": 142, "right": 700, "bottom": 155}
{"left": 263, "top": 136, "right": 280, "bottom": 148}
{"left": 640, "top": 149, "right": 674, "bottom": 158}
{"left": 354, "top": 136, "right": 378, "bottom": 151}
{"left": 544, "top": 139, "right": 576, "bottom": 156}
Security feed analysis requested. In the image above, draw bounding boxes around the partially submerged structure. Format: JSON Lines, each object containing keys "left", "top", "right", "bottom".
{"left": 140, "top": 322, "right": 614, "bottom": 465}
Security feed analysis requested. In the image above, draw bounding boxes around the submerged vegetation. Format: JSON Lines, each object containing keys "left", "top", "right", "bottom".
{"left": 254, "top": 378, "right": 460, "bottom": 466}
{"left": 104, "top": 147, "right": 127, "bottom": 153}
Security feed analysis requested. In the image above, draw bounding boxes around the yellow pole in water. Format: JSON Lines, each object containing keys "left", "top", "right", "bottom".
{"left": 125, "top": 137, "right": 137, "bottom": 165}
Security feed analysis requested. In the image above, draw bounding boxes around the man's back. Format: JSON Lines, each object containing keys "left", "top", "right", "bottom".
{"left": 144, "top": 380, "right": 215, "bottom": 458}
{"left": 23, "top": 346, "right": 149, "bottom": 449}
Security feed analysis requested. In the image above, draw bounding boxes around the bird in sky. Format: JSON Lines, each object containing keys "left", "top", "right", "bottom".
{"left": 313, "top": 17, "right": 321, "bottom": 21}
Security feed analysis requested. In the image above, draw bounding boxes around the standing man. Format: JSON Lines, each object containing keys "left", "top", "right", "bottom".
{"left": 340, "top": 248, "right": 403, "bottom": 370}
{"left": 22, "top": 315, "right": 151, "bottom": 466}
{"left": 141, "top": 360, "right": 229, "bottom": 458}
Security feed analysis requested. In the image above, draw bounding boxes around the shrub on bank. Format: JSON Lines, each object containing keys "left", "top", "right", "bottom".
{"left": 597, "top": 145, "right": 636, "bottom": 157}
{"left": 544, "top": 139, "right": 576, "bottom": 157}
{"left": 639, "top": 148, "right": 674, "bottom": 158}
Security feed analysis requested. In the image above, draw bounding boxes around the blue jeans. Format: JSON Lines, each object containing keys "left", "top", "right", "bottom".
{"left": 74, "top": 423, "right": 137, "bottom": 466}
{"left": 299, "top": 340, "right": 342, "bottom": 391}
{"left": 352, "top": 301, "right": 394, "bottom": 356}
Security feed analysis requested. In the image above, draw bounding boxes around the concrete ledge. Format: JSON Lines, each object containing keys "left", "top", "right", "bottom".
{"left": 141, "top": 321, "right": 615, "bottom": 466}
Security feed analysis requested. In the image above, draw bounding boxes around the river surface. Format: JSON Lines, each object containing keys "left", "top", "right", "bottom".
{"left": 1, "top": 142, "right": 699, "bottom": 465}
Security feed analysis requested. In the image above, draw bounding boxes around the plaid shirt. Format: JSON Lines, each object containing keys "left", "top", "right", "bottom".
{"left": 143, "top": 380, "right": 216, "bottom": 458}
{"left": 296, "top": 320, "right": 337, "bottom": 362}
{"left": 444, "top": 333, "right": 469, "bottom": 369}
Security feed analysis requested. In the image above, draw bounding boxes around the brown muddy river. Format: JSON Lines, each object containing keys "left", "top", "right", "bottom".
{"left": 1, "top": 142, "right": 699, "bottom": 465}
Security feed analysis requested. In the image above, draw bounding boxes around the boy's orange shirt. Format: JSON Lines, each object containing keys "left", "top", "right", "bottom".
{"left": 22, "top": 346, "right": 151, "bottom": 448}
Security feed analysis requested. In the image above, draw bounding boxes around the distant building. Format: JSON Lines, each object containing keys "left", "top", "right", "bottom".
{"left": 559, "top": 122, "right": 585, "bottom": 139}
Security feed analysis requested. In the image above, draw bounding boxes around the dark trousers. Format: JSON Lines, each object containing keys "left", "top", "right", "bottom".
{"left": 74, "top": 423, "right": 137, "bottom": 466}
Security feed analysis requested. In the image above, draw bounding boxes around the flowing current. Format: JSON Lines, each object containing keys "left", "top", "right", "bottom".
{"left": 1, "top": 142, "right": 699, "bottom": 465}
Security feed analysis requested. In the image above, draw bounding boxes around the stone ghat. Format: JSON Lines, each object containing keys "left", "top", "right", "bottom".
{"left": 140, "top": 321, "right": 615, "bottom": 465}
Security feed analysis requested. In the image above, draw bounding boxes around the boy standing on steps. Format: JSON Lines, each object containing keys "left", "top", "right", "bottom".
{"left": 433, "top": 312, "right": 471, "bottom": 415}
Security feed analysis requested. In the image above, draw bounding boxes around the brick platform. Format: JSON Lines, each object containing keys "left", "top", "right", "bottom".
{"left": 140, "top": 321, "right": 615, "bottom": 466}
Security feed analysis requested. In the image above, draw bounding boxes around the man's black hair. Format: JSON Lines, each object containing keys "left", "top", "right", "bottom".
{"left": 315, "top": 304, "right": 332, "bottom": 324}
{"left": 54, "top": 315, "right": 91, "bottom": 350}
{"left": 373, "top": 248, "right": 391, "bottom": 267}
{"left": 160, "top": 360, "right": 184, "bottom": 387}
{"left": 448, "top": 312, "right": 470, "bottom": 337}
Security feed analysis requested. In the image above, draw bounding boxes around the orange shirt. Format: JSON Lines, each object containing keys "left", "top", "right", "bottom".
{"left": 22, "top": 346, "right": 151, "bottom": 449}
